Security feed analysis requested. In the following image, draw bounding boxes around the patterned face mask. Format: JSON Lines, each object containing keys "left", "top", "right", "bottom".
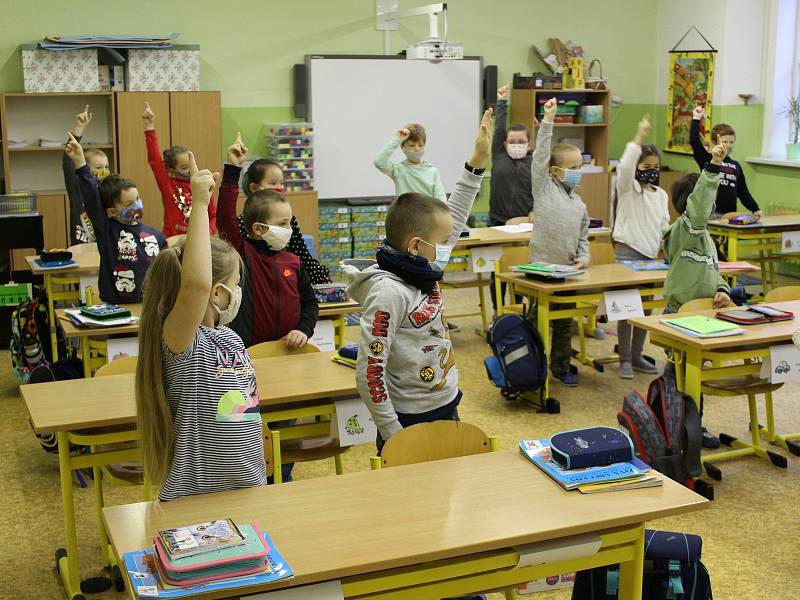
{"left": 635, "top": 168, "right": 660, "bottom": 187}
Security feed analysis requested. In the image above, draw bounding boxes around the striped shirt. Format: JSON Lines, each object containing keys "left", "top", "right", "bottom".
{"left": 159, "top": 325, "right": 267, "bottom": 501}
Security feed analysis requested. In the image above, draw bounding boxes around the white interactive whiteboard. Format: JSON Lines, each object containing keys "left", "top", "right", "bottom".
{"left": 307, "top": 55, "right": 483, "bottom": 199}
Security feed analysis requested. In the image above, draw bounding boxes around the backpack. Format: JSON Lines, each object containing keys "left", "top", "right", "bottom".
{"left": 10, "top": 289, "right": 68, "bottom": 382}
{"left": 571, "top": 529, "right": 713, "bottom": 600}
{"left": 617, "top": 372, "right": 706, "bottom": 495}
{"left": 484, "top": 313, "right": 557, "bottom": 412}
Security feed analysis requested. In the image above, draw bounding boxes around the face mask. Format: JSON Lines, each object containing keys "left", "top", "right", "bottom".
{"left": 634, "top": 167, "right": 660, "bottom": 187}
{"left": 506, "top": 143, "right": 528, "bottom": 160}
{"left": 418, "top": 239, "right": 452, "bottom": 271}
{"left": 402, "top": 147, "right": 425, "bottom": 162}
{"left": 92, "top": 167, "right": 110, "bottom": 181}
{"left": 255, "top": 184, "right": 285, "bottom": 194}
{"left": 212, "top": 283, "right": 242, "bottom": 327}
{"left": 259, "top": 224, "right": 292, "bottom": 251}
{"left": 174, "top": 170, "right": 191, "bottom": 181}
{"left": 118, "top": 199, "right": 144, "bottom": 225}
{"left": 555, "top": 167, "right": 582, "bottom": 189}
{"left": 726, "top": 142, "right": 735, "bottom": 154}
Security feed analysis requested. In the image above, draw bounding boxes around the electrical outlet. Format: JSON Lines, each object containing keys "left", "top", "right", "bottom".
{"left": 611, "top": 95, "right": 623, "bottom": 108}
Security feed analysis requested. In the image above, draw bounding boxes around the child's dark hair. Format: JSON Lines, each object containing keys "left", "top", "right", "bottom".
{"left": 242, "top": 158, "right": 282, "bottom": 194}
{"left": 671, "top": 172, "right": 700, "bottom": 216}
{"left": 639, "top": 144, "right": 661, "bottom": 164}
{"left": 711, "top": 123, "right": 735, "bottom": 142}
{"left": 162, "top": 145, "right": 189, "bottom": 170}
{"left": 507, "top": 123, "right": 530, "bottom": 140}
{"left": 404, "top": 123, "right": 426, "bottom": 145}
{"left": 385, "top": 192, "right": 449, "bottom": 251}
{"left": 98, "top": 174, "right": 137, "bottom": 209}
{"left": 242, "top": 190, "right": 289, "bottom": 231}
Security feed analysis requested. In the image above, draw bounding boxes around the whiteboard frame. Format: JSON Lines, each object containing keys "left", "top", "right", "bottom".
{"left": 306, "top": 54, "right": 484, "bottom": 200}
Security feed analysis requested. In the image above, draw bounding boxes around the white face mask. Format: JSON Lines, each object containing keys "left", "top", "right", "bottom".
{"left": 419, "top": 239, "right": 452, "bottom": 271}
{"left": 506, "top": 143, "right": 528, "bottom": 160}
{"left": 402, "top": 147, "right": 425, "bottom": 162}
{"left": 258, "top": 224, "right": 292, "bottom": 251}
{"left": 212, "top": 283, "right": 242, "bottom": 327}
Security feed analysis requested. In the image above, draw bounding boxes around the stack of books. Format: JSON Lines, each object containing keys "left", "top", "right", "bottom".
{"left": 519, "top": 439, "right": 662, "bottom": 493}
{"left": 511, "top": 263, "right": 584, "bottom": 280}
{"left": 620, "top": 259, "right": 669, "bottom": 271}
{"left": 123, "top": 518, "right": 293, "bottom": 598}
{"left": 64, "top": 304, "right": 138, "bottom": 328}
{"left": 660, "top": 315, "right": 744, "bottom": 338}
{"left": 331, "top": 344, "right": 358, "bottom": 369}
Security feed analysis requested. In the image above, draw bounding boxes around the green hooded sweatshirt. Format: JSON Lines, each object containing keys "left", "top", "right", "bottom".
{"left": 662, "top": 164, "right": 730, "bottom": 310}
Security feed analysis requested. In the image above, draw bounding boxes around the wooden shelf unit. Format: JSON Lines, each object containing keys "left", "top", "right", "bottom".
{"left": 510, "top": 88, "right": 612, "bottom": 224}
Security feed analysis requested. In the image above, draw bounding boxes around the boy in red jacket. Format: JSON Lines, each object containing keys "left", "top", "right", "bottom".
{"left": 142, "top": 102, "right": 218, "bottom": 237}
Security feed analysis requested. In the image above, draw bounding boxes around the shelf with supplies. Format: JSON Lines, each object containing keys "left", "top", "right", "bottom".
{"left": 8, "top": 144, "right": 114, "bottom": 152}
{"left": 510, "top": 87, "right": 611, "bottom": 225}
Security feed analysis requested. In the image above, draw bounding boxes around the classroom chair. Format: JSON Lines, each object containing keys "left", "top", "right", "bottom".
{"left": 674, "top": 299, "right": 788, "bottom": 480}
{"left": 751, "top": 286, "right": 800, "bottom": 455}
{"left": 369, "top": 421, "right": 517, "bottom": 599}
{"left": 166, "top": 234, "right": 185, "bottom": 247}
{"left": 493, "top": 246, "right": 530, "bottom": 316}
{"left": 247, "top": 341, "right": 348, "bottom": 482}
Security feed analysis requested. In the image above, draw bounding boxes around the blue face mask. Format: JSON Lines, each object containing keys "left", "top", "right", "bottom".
{"left": 118, "top": 199, "right": 144, "bottom": 225}
{"left": 557, "top": 167, "right": 583, "bottom": 189}
{"left": 418, "top": 239, "right": 452, "bottom": 271}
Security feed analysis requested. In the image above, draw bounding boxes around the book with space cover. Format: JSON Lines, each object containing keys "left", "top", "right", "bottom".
{"left": 158, "top": 519, "right": 246, "bottom": 561}
{"left": 620, "top": 260, "right": 669, "bottom": 271}
{"left": 715, "top": 305, "right": 794, "bottom": 325}
{"left": 512, "top": 263, "right": 584, "bottom": 280}
{"left": 519, "top": 439, "right": 652, "bottom": 491}
{"left": 660, "top": 315, "right": 744, "bottom": 338}
{"left": 123, "top": 529, "right": 293, "bottom": 599}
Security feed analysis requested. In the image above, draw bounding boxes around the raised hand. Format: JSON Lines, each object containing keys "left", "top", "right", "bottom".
{"left": 469, "top": 107, "right": 494, "bottom": 169}
{"left": 710, "top": 144, "right": 725, "bottom": 165}
{"left": 634, "top": 115, "right": 652, "bottom": 145}
{"left": 188, "top": 151, "right": 219, "bottom": 206}
{"left": 395, "top": 128, "right": 410, "bottom": 142}
{"left": 227, "top": 132, "right": 249, "bottom": 166}
{"left": 65, "top": 132, "right": 86, "bottom": 167}
{"left": 497, "top": 84, "right": 510, "bottom": 101}
{"left": 542, "top": 97, "right": 558, "bottom": 123}
{"left": 142, "top": 102, "right": 155, "bottom": 130}
{"left": 693, "top": 105, "right": 706, "bottom": 121}
{"left": 72, "top": 104, "right": 92, "bottom": 136}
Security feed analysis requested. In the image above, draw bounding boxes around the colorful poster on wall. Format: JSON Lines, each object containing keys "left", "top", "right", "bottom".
{"left": 665, "top": 51, "right": 715, "bottom": 154}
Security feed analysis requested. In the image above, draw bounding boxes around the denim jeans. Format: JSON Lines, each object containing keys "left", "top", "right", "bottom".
{"left": 614, "top": 244, "right": 654, "bottom": 363}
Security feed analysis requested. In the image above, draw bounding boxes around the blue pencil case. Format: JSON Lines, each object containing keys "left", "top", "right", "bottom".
{"left": 550, "top": 426, "right": 634, "bottom": 470}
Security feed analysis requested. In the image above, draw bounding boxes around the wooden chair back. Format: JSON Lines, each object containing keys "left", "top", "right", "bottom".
{"left": 498, "top": 246, "right": 530, "bottom": 272}
{"left": 764, "top": 286, "right": 800, "bottom": 302}
{"left": 247, "top": 341, "right": 320, "bottom": 359}
{"left": 67, "top": 242, "right": 98, "bottom": 255}
{"left": 376, "top": 421, "right": 495, "bottom": 469}
{"left": 590, "top": 240, "right": 615, "bottom": 265}
{"left": 678, "top": 298, "right": 715, "bottom": 313}
{"left": 94, "top": 356, "right": 138, "bottom": 377}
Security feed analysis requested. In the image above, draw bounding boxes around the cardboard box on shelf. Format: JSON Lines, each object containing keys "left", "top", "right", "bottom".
{"left": 21, "top": 45, "right": 99, "bottom": 92}
{"left": 126, "top": 46, "right": 199, "bottom": 91}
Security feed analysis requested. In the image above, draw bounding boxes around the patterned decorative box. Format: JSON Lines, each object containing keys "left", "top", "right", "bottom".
{"left": 319, "top": 206, "right": 351, "bottom": 224}
{"left": 318, "top": 238, "right": 352, "bottom": 254}
{"left": 353, "top": 236, "right": 382, "bottom": 255}
{"left": 351, "top": 223, "right": 386, "bottom": 238}
{"left": 319, "top": 223, "right": 351, "bottom": 240}
{"left": 21, "top": 45, "right": 99, "bottom": 92}
{"left": 351, "top": 205, "right": 389, "bottom": 222}
{"left": 126, "top": 46, "right": 199, "bottom": 91}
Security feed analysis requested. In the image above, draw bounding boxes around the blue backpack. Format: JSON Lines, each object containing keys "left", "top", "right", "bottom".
{"left": 572, "top": 529, "right": 712, "bottom": 600}
{"left": 484, "top": 314, "right": 558, "bottom": 413}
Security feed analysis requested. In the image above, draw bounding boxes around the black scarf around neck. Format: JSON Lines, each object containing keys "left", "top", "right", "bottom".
{"left": 375, "top": 244, "right": 442, "bottom": 294}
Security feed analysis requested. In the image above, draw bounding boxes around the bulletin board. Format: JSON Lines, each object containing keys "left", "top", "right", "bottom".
{"left": 665, "top": 51, "right": 715, "bottom": 154}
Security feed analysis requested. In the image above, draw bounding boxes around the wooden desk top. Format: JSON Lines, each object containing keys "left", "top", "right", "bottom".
{"left": 708, "top": 215, "right": 800, "bottom": 232}
{"left": 497, "top": 262, "right": 754, "bottom": 294}
{"left": 21, "top": 351, "right": 356, "bottom": 433}
{"left": 317, "top": 300, "right": 361, "bottom": 318}
{"left": 103, "top": 451, "right": 707, "bottom": 594}
{"left": 629, "top": 300, "right": 800, "bottom": 350}
{"left": 25, "top": 251, "right": 100, "bottom": 275}
{"left": 57, "top": 304, "right": 142, "bottom": 338}
{"left": 455, "top": 227, "right": 611, "bottom": 249}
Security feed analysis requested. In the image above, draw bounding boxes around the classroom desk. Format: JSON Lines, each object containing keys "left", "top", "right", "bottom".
{"left": 708, "top": 215, "right": 800, "bottom": 293}
{"left": 21, "top": 351, "right": 356, "bottom": 600}
{"left": 25, "top": 251, "right": 101, "bottom": 362}
{"left": 103, "top": 451, "right": 707, "bottom": 600}
{"left": 317, "top": 300, "right": 362, "bottom": 347}
{"left": 629, "top": 301, "right": 800, "bottom": 474}
{"left": 497, "top": 263, "right": 752, "bottom": 404}
{"left": 57, "top": 305, "right": 142, "bottom": 378}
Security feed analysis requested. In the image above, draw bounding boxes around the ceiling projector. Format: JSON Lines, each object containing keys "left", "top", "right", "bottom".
{"left": 406, "top": 39, "right": 464, "bottom": 60}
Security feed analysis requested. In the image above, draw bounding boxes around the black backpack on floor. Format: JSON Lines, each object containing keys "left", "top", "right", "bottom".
{"left": 571, "top": 529, "right": 712, "bottom": 599}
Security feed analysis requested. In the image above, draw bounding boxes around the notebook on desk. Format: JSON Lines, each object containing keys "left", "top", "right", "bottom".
{"left": 661, "top": 315, "right": 745, "bottom": 338}
{"left": 512, "top": 263, "right": 585, "bottom": 280}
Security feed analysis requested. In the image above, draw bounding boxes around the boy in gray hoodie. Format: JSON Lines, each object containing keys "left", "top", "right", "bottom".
{"left": 344, "top": 109, "right": 493, "bottom": 453}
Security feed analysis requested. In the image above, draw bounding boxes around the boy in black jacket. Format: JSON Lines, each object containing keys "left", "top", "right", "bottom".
{"left": 690, "top": 105, "right": 763, "bottom": 219}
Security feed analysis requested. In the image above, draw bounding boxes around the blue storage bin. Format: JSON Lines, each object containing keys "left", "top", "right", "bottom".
{"left": 303, "top": 234, "right": 316, "bottom": 258}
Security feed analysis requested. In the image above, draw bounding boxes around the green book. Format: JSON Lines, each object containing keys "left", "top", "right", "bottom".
{"left": 515, "top": 263, "right": 578, "bottom": 273}
{"left": 663, "top": 315, "right": 741, "bottom": 335}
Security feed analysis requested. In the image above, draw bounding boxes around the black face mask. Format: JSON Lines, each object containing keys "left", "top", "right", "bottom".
{"left": 635, "top": 167, "right": 660, "bottom": 187}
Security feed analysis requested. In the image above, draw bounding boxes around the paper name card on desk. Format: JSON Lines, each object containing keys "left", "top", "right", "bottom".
{"left": 470, "top": 245, "right": 504, "bottom": 273}
{"left": 332, "top": 397, "right": 377, "bottom": 447}
{"left": 761, "top": 344, "right": 800, "bottom": 383}
{"left": 310, "top": 319, "right": 335, "bottom": 352}
{"left": 781, "top": 231, "right": 800, "bottom": 254}
{"left": 601, "top": 289, "right": 644, "bottom": 322}
{"left": 248, "top": 580, "right": 344, "bottom": 599}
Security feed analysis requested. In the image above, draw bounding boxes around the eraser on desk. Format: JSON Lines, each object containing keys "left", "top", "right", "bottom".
{"left": 513, "top": 535, "right": 602, "bottom": 569}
